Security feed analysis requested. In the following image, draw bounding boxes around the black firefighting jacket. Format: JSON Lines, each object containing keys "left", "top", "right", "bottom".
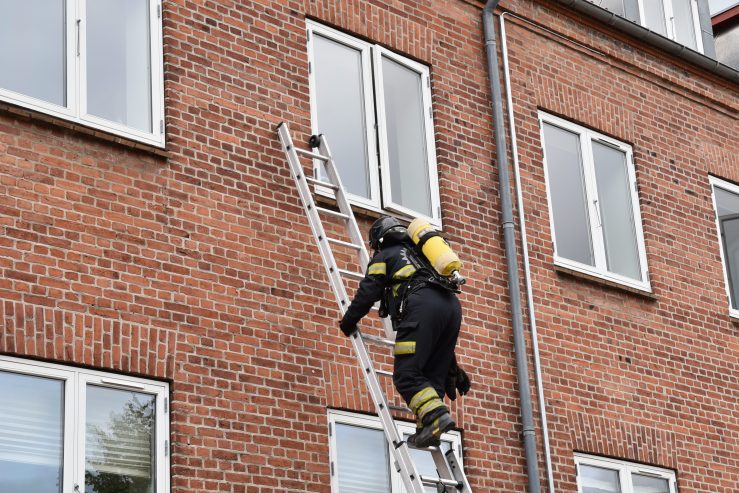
{"left": 339, "top": 242, "right": 426, "bottom": 332}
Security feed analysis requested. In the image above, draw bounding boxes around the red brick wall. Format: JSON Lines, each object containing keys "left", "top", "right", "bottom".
{"left": 502, "top": 2, "right": 738, "bottom": 492}
{"left": 0, "top": 0, "right": 736, "bottom": 492}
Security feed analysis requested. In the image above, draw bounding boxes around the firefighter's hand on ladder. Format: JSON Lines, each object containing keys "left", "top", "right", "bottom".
{"left": 339, "top": 319, "right": 358, "bottom": 337}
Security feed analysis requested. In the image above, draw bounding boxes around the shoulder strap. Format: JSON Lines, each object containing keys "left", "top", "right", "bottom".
{"left": 401, "top": 241, "right": 431, "bottom": 273}
{"left": 403, "top": 241, "right": 462, "bottom": 293}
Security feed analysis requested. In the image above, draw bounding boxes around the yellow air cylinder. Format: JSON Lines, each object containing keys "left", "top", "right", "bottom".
{"left": 407, "top": 218, "right": 462, "bottom": 277}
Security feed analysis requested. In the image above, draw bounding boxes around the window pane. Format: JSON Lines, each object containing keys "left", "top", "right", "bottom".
{"left": 404, "top": 433, "right": 453, "bottom": 492}
{"left": 595, "top": 0, "right": 625, "bottom": 16}
{"left": 715, "top": 187, "right": 739, "bottom": 309}
{"left": 580, "top": 464, "right": 622, "bottom": 493}
{"left": 643, "top": 0, "right": 667, "bottom": 36}
{"left": 336, "top": 423, "right": 390, "bottom": 493}
{"left": 671, "top": 0, "right": 697, "bottom": 49}
{"left": 382, "top": 56, "right": 432, "bottom": 217}
{"left": 85, "top": 385, "right": 156, "bottom": 493}
{"left": 632, "top": 473, "right": 670, "bottom": 493}
{"left": 313, "top": 33, "right": 371, "bottom": 198}
{"left": 0, "top": 0, "right": 66, "bottom": 106}
{"left": 86, "top": 0, "right": 152, "bottom": 132}
{"left": 542, "top": 123, "right": 595, "bottom": 266}
{"left": 592, "top": 141, "right": 641, "bottom": 280}
{"left": 0, "top": 371, "right": 64, "bottom": 493}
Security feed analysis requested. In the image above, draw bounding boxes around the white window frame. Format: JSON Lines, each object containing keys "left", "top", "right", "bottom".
{"left": 328, "top": 409, "right": 463, "bottom": 492}
{"left": 539, "top": 112, "right": 651, "bottom": 291}
{"left": 0, "top": 355, "right": 170, "bottom": 493}
{"left": 373, "top": 46, "right": 441, "bottom": 224}
{"left": 575, "top": 453, "right": 677, "bottom": 493}
{"left": 636, "top": 0, "right": 704, "bottom": 53}
{"left": 0, "top": 1, "right": 165, "bottom": 147}
{"left": 709, "top": 176, "right": 739, "bottom": 320}
{"left": 306, "top": 21, "right": 381, "bottom": 213}
{"left": 306, "top": 20, "right": 441, "bottom": 227}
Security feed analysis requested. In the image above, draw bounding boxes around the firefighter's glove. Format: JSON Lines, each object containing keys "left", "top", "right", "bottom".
{"left": 445, "top": 363, "right": 471, "bottom": 401}
{"left": 339, "top": 318, "right": 358, "bottom": 337}
{"left": 455, "top": 365, "right": 471, "bottom": 396}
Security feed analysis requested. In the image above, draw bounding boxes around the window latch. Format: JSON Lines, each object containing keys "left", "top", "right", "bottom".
{"left": 593, "top": 199, "right": 602, "bottom": 227}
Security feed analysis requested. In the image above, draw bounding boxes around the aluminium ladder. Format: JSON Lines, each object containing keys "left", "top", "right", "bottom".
{"left": 277, "top": 122, "right": 472, "bottom": 493}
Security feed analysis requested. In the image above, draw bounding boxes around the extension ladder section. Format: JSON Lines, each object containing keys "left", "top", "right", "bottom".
{"left": 277, "top": 122, "right": 472, "bottom": 493}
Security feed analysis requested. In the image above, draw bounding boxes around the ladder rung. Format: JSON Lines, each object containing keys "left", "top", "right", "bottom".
{"left": 376, "top": 369, "right": 393, "bottom": 377}
{"left": 295, "top": 147, "right": 330, "bottom": 161}
{"left": 317, "top": 206, "right": 349, "bottom": 220}
{"left": 306, "top": 175, "right": 339, "bottom": 190}
{"left": 339, "top": 268, "right": 364, "bottom": 280}
{"left": 407, "top": 442, "right": 441, "bottom": 452}
{"left": 362, "top": 334, "right": 395, "bottom": 347}
{"left": 421, "top": 476, "right": 462, "bottom": 488}
{"left": 327, "top": 237, "right": 362, "bottom": 250}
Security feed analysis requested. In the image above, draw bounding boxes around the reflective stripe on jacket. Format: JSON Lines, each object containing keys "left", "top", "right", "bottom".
{"left": 340, "top": 243, "right": 424, "bottom": 328}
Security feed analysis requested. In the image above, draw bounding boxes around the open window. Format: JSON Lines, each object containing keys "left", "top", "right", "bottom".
{"left": 307, "top": 21, "right": 441, "bottom": 226}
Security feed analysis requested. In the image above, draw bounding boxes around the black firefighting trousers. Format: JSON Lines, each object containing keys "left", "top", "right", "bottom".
{"left": 392, "top": 286, "right": 462, "bottom": 421}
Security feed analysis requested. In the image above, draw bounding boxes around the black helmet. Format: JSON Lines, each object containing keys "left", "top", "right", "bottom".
{"left": 369, "top": 216, "right": 406, "bottom": 250}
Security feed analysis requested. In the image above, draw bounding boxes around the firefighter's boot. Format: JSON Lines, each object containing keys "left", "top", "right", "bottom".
{"left": 408, "top": 408, "right": 455, "bottom": 448}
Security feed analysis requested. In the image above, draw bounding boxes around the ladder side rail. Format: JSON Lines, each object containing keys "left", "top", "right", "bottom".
{"left": 317, "top": 136, "right": 395, "bottom": 340}
{"left": 445, "top": 449, "right": 473, "bottom": 492}
{"left": 277, "top": 124, "right": 353, "bottom": 311}
{"left": 349, "top": 332, "right": 426, "bottom": 493}
{"left": 430, "top": 448, "right": 456, "bottom": 483}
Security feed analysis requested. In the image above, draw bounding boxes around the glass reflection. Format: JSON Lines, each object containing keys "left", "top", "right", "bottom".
{"left": 85, "top": 385, "right": 156, "bottom": 493}
{"left": 580, "top": 464, "right": 621, "bottom": 493}
{"left": 632, "top": 473, "right": 670, "bottom": 493}
{"left": 543, "top": 123, "right": 595, "bottom": 266}
{"left": 335, "top": 423, "right": 391, "bottom": 493}
{"left": 382, "top": 56, "right": 431, "bottom": 217}
{"left": 86, "top": 0, "right": 152, "bottom": 131}
{"left": 0, "top": 371, "right": 64, "bottom": 493}
{"left": 313, "top": 33, "right": 371, "bottom": 198}
{"left": 0, "top": 0, "right": 66, "bottom": 106}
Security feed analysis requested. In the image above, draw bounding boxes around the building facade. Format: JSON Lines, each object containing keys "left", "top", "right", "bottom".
{"left": 0, "top": 1, "right": 736, "bottom": 493}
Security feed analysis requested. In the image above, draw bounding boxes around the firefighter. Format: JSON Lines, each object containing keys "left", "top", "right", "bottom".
{"left": 339, "top": 216, "right": 469, "bottom": 448}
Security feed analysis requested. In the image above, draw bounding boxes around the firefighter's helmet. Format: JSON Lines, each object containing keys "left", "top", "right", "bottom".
{"left": 369, "top": 216, "right": 407, "bottom": 250}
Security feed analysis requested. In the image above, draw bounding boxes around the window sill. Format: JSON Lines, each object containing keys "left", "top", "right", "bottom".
{"left": 0, "top": 100, "right": 169, "bottom": 158}
{"left": 554, "top": 264, "right": 658, "bottom": 301}
{"left": 315, "top": 193, "right": 386, "bottom": 222}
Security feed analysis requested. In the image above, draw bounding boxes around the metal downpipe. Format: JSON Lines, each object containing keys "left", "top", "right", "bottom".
{"left": 500, "top": 12, "right": 555, "bottom": 493}
{"left": 483, "top": 2, "right": 541, "bottom": 493}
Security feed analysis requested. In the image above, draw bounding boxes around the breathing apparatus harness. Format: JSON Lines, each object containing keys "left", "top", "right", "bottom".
{"left": 378, "top": 239, "right": 461, "bottom": 324}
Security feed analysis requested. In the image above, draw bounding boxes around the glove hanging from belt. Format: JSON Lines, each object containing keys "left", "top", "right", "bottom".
{"left": 445, "top": 355, "right": 471, "bottom": 401}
